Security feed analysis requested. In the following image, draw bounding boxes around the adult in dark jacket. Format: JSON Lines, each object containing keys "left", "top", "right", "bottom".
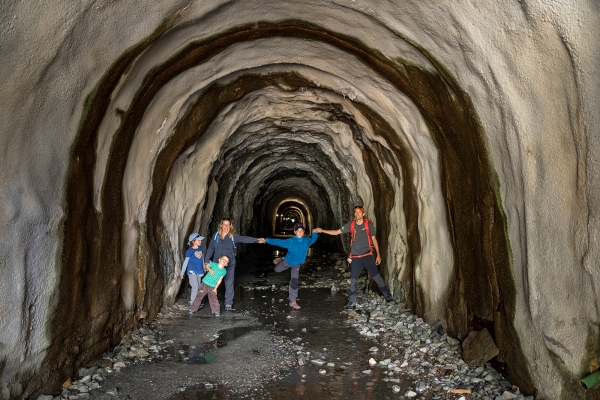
{"left": 205, "top": 218, "right": 263, "bottom": 310}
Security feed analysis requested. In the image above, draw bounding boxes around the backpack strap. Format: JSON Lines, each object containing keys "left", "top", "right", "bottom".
{"left": 214, "top": 232, "right": 236, "bottom": 248}
{"left": 364, "top": 219, "right": 373, "bottom": 249}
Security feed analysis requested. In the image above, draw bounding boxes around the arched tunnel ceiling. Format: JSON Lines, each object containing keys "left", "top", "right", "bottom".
{"left": 2, "top": 2, "right": 597, "bottom": 399}
{"left": 67, "top": 18, "right": 516, "bottom": 391}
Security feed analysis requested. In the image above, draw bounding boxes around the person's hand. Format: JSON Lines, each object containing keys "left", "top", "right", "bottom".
{"left": 213, "top": 288, "right": 218, "bottom": 293}
{"left": 180, "top": 274, "right": 184, "bottom": 279}
{"left": 375, "top": 255, "right": 382, "bottom": 265}
{"left": 257, "top": 238, "right": 265, "bottom": 244}
{"left": 209, "top": 268, "right": 215, "bottom": 275}
{"left": 314, "top": 228, "right": 322, "bottom": 233}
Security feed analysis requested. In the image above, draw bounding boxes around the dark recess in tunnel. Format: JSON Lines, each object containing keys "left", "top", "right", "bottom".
{"left": 41, "top": 19, "right": 533, "bottom": 399}
{"left": 275, "top": 201, "right": 306, "bottom": 233}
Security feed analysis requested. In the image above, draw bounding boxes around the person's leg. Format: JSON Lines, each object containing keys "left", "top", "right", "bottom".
{"left": 363, "top": 256, "right": 392, "bottom": 300}
{"left": 224, "top": 262, "right": 236, "bottom": 308}
{"left": 348, "top": 259, "right": 364, "bottom": 305}
{"left": 190, "top": 283, "right": 208, "bottom": 312}
{"left": 274, "top": 258, "right": 291, "bottom": 273}
{"left": 189, "top": 274, "right": 202, "bottom": 306}
{"left": 207, "top": 287, "right": 220, "bottom": 314}
{"left": 289, "top": 265, "right": 300, "bottom": 302}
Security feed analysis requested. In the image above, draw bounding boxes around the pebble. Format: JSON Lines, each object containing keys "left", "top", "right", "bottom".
{"left": 340, "top": 281, "right": 518, "bottom": 399}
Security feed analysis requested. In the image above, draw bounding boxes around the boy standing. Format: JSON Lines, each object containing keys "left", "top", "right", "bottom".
{"left": 189, "top": 256, "right": 229, "bottom": 316}
{"left": 263, "top": 223, "right": 318, "bottom": 309}
{"left": 180, "top": 233, "right": 206, "bottom": 307}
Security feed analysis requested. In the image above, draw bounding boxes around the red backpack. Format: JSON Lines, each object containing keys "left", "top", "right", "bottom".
{"left": 349, "top": 219, "right": 373, "bottom": 259}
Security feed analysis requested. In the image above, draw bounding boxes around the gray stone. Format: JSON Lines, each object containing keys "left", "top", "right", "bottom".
{"left": 462, "top": 329, "right": 500, "bottom": 368}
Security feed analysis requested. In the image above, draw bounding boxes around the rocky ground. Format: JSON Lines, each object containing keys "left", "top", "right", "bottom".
{"left": 37, "top": 254, "right": 535, "bottom": 400}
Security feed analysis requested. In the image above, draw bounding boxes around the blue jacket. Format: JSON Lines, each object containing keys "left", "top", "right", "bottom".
{"left": 181, "top": 246, "right": 205, "bottom": 275}
{"left": 265, "top": 231, "right": 318, "bottom": 266}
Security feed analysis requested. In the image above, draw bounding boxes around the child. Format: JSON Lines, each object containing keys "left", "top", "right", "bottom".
{"left": 264, "top": 223, "right": 318, "bottom": 309}
{"left": 180, "top": 233, "right": 206, "bottom": 308}
{"left": 189, "top": 255, "right": 229, "bottom": 316}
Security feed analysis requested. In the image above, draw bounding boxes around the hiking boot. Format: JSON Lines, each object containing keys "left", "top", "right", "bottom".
{"left": 188, "top": 309, "right": 195, "bottom": 314}
{"left": 289, "top": 300, "right": 301, "bottom": 310}
{"left": 344, "top": 302, "right": 356, "bottom": 310}
{"left": 225, "top": 305, "right": 232, "bottom": 311}
{"left": 385, "top": 295, "right": 394, "bottom": 303}
{"left": 214, "top": 312, "right": 220, "bottom": 317}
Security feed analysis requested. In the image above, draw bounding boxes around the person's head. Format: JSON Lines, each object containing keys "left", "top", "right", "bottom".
{"left": 293, "top": 223, "right": 305, "bottom": 238}
{"left": 353, "top": 206, "right": 365, "bottom": 221}
{"left": 217, "top": 255, "right": 230, "bottom": 268}
{"left": 218, "top": 218, "right": 236, "bottom": 237}
{"left": 188, "top": 233, "right": 205, "bottom": 247}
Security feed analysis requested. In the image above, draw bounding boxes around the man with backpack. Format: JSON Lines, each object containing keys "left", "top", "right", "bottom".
{"left": 315, "top": 206, "right": 393, "bottom": 309}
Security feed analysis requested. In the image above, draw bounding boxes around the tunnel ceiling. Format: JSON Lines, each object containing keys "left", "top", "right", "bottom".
{"left": 3, "top": 1, "right": 597, "bottom": 398}
{"left": 45, "top": 11, "right": 538, "bottom": 398}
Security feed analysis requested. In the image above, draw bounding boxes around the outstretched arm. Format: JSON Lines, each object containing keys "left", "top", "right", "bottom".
{"left": 264, "top": 237, "right": 291, "bottom": 249}
{"left": 308, "top": 229, "right": 319, "bottom": 246}
{"left": 314, "top": 228, "right": 342, "bottom": 236}
{"left": 233, "top": 234, "right": 260, "bottom": 244}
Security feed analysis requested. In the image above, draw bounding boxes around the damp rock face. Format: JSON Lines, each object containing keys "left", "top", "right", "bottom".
{"left": 0, "top": 1, "right": 598, "bottom": 399}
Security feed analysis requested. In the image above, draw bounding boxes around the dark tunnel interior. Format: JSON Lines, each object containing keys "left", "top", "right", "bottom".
{"left": 43, "top": 20, "right": 534, "bottom": 396}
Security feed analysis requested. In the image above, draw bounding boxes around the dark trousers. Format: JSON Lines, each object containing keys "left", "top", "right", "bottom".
{"left": 190, "top": 282, "right": 220, "bottom": 313}
{"left": 274, "top": 259, "right": 300, "bottom": 302}
{"left": 348, "top": 255, "right": 391, "bottom": 304}
{"left": 223, "top": 262, "right": 236, "bottom": 306}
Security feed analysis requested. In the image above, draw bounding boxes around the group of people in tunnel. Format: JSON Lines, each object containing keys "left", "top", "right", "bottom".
{"left": 179, "top": 206, "right": 394, "bottom": 316}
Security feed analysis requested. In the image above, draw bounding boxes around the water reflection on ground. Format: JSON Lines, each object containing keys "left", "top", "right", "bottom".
{"left": 172, "top": 252, "right": 410, "bottom": 399}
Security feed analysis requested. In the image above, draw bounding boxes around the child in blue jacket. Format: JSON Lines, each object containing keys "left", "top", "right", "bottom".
{"left": 264, "top": 223, "right": 318, "bottom": 309}
{"left": 180, "top": 233, "right": 206, "bottom": 308}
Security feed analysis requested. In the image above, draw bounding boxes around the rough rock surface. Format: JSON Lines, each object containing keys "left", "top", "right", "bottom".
{"left": 0, "top": 1, "right": 599, "bottom": 399}
{"left": 462, "top": 329, "right": 501, "bottom": 369}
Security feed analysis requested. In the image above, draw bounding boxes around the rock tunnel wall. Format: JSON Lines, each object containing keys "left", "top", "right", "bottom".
{"left": 0, "top": 1, "right": 598, "bottom": 399}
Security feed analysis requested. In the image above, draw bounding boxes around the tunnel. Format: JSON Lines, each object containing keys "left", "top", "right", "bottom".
{"left": 1, "top": 1, "right": 599, "bottom": 399}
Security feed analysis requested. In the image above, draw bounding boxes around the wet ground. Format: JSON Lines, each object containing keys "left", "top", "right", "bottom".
{"left": 66, "top": 249, "right": 524, "bottom": 400}
{"left": 170, "top": 258, "right": 411, "bottom": 399}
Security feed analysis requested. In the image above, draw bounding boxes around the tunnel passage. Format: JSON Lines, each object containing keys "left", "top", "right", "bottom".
{"left": 275, "top": 201, "right": 307, "bottom": 234}
{"left": 38, "top": 19, "right": 535, "bottom": 398}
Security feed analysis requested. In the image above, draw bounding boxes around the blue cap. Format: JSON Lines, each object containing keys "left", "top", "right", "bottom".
{"left": 294, "top": 223, "right": 305, "bottom": 231}
{"left": 188, "top": 233, "right": 205, "bottom": 244}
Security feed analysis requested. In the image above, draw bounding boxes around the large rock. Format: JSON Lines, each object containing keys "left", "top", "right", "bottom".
{"left": 462, "top": 329, "right": 500, "bottom": 368}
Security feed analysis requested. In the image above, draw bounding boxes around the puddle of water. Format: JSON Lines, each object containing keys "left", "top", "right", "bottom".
{"left": 164, "top": 325, "right": 256, "bottom": 364}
